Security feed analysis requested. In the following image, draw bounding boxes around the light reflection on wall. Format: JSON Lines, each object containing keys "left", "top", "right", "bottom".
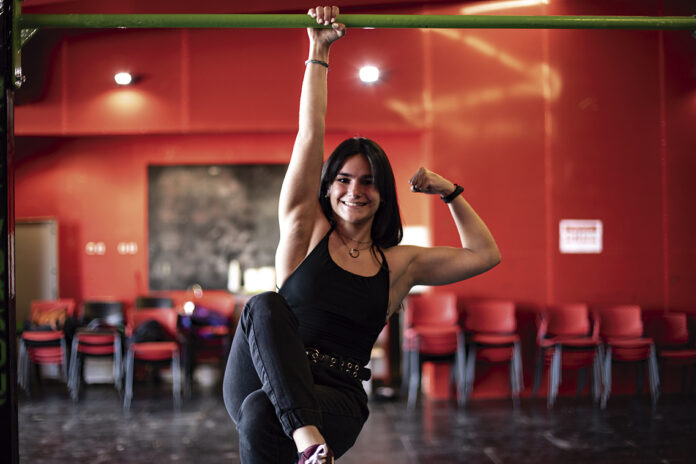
{"left": 103, "top": 89, "right": 148, "bottom": 114}
{"left": 461, "top": 0, "right": 550, "bottom": 15}
{"left": 386, "top": 29, "right": 561, "bottom": 133}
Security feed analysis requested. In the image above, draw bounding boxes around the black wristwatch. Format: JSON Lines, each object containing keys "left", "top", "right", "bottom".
{"left": 441, "top": 184, "right": 464, "bottom": 203}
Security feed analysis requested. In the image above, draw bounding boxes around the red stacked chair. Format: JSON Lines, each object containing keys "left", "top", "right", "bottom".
{"left": 123, "top": 305, "right": 183, "bottom": 410}
{"left": 648, "top": 312, "right": 696, "bottom": 396}
{"left": 533, "top": 303, "right": 603, "bottom": 407}
{"left": 402, "top": 292, "right": 464, "bottom": 409}
{"left": 19, "top": 299, "right": 76, "bottom": 396}
{"left": 597, "top": 304, "right": 659, "bottom": 408}
{"left": 68, "top": 300, "right": 125, "bottom": 401}
{"left": 461, "top": 299, "right": 522, "bottom": 405}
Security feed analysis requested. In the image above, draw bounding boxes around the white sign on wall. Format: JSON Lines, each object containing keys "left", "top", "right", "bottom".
{"left": 559, "top": 219, "right": 603, "bottom": 254}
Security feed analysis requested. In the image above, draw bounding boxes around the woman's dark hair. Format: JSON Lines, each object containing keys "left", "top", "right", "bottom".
{"left": 319, "top": 137, "right": 403, "bottom": 248}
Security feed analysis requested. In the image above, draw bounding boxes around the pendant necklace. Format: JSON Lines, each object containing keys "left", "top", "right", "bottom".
{"left": 335, "top": 230, "right": 372, "bottom": 259}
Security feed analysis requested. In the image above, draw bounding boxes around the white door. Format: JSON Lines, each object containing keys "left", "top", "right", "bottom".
{"left": 15, "top": 219, "right": 59, "bottom": 325}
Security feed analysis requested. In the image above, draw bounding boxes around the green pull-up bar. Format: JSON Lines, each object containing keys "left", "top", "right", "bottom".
{"left": 19, "top": 13, "right": 696, "bottom": 31}
{"left": 12, "top": 12, "right": 696, "bottom": 89}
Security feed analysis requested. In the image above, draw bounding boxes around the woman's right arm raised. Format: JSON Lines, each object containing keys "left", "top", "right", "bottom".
{"left": 276, "top": 6, "right": 345, "bottom": 283}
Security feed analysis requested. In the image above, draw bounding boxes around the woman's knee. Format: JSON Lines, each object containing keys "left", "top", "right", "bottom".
{"left": 236, "top": 391, "right": 297, "bottom": 462}
{"left": 237, "top": 390, "right": 285, "bottom": 441}
{"left": 242, "top": 292, "right": 295, "bottom": 327}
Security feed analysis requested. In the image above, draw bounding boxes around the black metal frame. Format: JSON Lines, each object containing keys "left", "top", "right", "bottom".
{"left": 0, "top": 0, "right": 18, "bottom": 462}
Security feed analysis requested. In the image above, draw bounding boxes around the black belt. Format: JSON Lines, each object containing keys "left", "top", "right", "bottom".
{"left": 305, "top": 348, "right": 371, "bottom": 381}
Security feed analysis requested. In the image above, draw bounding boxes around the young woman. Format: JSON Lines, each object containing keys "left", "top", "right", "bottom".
{"left": 223, "top": 6, "right": 501, "bottom": 464}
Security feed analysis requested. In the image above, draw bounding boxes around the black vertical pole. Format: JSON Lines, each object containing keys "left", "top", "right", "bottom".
{"left": 0, "top": 0, "right": 19, "bottom": 462}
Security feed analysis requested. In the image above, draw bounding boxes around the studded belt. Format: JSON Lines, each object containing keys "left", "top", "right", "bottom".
{"left": 305, "top": 348, "right": 371, "bottom": 381}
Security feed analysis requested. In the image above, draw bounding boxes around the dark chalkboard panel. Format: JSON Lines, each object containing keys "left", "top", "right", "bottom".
{"left": 148, "top": 164, "right": 287, "bottom": 290}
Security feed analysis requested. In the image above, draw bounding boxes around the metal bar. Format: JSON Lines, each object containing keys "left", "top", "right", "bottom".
{"left": 20, "top": 29, "right": 38, "bottom": 49}
{"left": 1, "top": 0, "right": 20, "bottom": 461}
{"left": 19, "top": 13, "right": 696, "bottom": 31}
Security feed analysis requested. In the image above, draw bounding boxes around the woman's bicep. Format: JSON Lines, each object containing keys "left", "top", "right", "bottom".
{"left": 278, "top": 133, "right": 325, "bottom": 224}
{"left": 406, "top": 245, "right": 501, "bottom": 287}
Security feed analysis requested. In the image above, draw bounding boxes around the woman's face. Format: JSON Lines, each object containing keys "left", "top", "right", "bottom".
{"left": 328, "top": 154, "right": 381, "bottom": 227}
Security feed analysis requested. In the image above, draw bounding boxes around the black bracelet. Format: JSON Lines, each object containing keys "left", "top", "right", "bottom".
{"left": 305, "top": 59, "right": 329, "bottom": 68}
{"left": 441, "top": 184, "right": 464, "bottom": 203}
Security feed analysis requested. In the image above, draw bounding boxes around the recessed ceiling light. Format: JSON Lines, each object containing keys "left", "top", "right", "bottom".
{"left": 114, "top": 72, "right": 133, "bottom": 86}
{"left": 359, "top": 65, "right": 380, "bottom": 84}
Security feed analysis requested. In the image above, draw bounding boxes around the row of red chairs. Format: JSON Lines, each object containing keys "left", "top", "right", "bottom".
{"left": 402, "top": 294, "right": 696, "bottom": 409}
{"left": 18, "top": 294, "right": 237, "bottom": 410}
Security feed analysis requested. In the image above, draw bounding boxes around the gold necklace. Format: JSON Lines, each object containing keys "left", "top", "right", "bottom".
{"left": 335, "top": 230, "right": 372, "bottom": 259}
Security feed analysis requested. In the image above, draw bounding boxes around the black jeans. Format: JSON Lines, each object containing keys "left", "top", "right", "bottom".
{"left": 222, "top": 292, "right": 369, "bottom": 463}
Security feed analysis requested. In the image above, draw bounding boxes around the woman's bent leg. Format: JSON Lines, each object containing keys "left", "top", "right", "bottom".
{"left": 222, "top": 311, "right": 262, "bottom": 424}
{"left": 222, "top": 292, "right": 322, "bottom": 435}
{"left": 236, "top": 390, "right": 298, "bottom": 464}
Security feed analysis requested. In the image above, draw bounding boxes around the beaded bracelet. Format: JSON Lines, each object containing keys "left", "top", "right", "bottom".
{"left": 441, "top": 184, "right": 464, "bottom": 203}
{"left": 305, "top": 59, "right": 329, "bottom": 68}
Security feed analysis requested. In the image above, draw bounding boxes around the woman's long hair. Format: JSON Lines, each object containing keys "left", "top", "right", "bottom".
{"left": 319, "top": 137, "right": 403, "bottom": 249}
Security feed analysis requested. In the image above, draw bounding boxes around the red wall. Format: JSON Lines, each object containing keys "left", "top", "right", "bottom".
{"left": 15, "top": 1, "right": 696, "bottom": 396}
{"left": 16, "top": 133, "right": 428, "bottom": 303}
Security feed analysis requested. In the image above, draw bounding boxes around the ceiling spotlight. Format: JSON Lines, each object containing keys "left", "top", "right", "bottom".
{"left": 359, "top": 65, "right": 380, "bottom": 84}
{"left": 114, "top": 72, "right": 133, "bottom": 86}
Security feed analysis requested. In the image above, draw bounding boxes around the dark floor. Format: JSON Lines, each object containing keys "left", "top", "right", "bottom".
{"left": 18, "top": 379, "right": 696, "bottom": 464}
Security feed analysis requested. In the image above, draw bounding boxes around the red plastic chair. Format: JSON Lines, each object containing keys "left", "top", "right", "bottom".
{"left": 648, "top": 312, "right": 696, "bottom": 395}
{"left": 461, "top": 299, "right": 522, "bottom": 405}
{"left": 18, "top": 299, "right": 76, "bottom": 396}
{"left": 123, "top": 307, "right": 183, "bottom": 410}
{"left": 533, "top": 303, "right": 603, "bottom": 407}
{"left": 597, "top": 305, "right": 659, "bottom": 408}
{"left": 68, "top": 301, "right": 125, "bottom": 401}
{"left": 402, "top": 293, "right": 465, "bottom": 409}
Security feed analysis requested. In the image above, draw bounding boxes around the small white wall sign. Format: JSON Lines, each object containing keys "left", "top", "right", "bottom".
{"left": 559, "top": 219, "right": 603, "bottom": 254}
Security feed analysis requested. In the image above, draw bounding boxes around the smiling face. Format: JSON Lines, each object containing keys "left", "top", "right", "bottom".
{"left": 328, "top": 154, "right": 381, "bottom": 226}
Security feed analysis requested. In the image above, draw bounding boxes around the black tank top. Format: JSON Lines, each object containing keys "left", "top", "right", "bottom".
{"left": 279, "top": 228, "right": 389, "bottom": 366}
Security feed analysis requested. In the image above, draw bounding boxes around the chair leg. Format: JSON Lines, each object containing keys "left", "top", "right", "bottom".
{"left": 592, "top": 348, "right": 602, "bottom": 403}
{"left": 18, "top": 340, "right": 28, "bottom": 394}
{"left": 513, "top": 342, "right": 524, "bottom": 395}
{"left": 69, "top": 356, "right": 82, "bottom": 402}
{"left": 456, "top": 332, "right": 466, "bottom": 407}
{"left": 407, "top": 346, "right": 420, "bottom": 410}
{"left": 114, "top": 337, "right": 123, "bottom": 394}
{"left": 183, "top": 341, "right": 193, "bottom": 400}
{"left": 68, "top": 337, "right": 79, "bottom": 397}
{"left": 172, "top": 351, "right": 182, "bottom": 410}
{"left": 509, "top": 342, "right": 522, "bottom": 401}
{"left": 548, "top": 345, "right": 561, "bottom": 408}
{"left": 601, "top": 346, "right": 612, "bottom": 409}
{"left": 401, "top": 343, "right": 411, "bottom": 394}
{"left": 648, "top": 344, "right": 660, "bottom": 406}
{"left": 123, "top": 349, "right": 134, "bottom": 410}
{"left": 464, "top": 344, "right": 477, "bottom": 403}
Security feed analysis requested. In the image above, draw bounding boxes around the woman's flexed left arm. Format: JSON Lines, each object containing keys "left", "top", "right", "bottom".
{"left": 404, "top": 167, "right": 501, "bottom": 287}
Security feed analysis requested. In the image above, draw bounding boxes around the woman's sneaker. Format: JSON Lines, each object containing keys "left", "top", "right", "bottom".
{"left": 298, "top": 443, "right": 334, "bottom": 464}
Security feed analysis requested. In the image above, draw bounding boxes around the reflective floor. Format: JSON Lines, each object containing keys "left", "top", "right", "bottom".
{"left": 18, "top": 379, "right": 696, "bottom": 464}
